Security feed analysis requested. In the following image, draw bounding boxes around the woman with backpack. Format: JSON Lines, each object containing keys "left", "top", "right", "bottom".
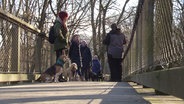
{"left": 52, "top": 11, "right": 69, "bottom": 82}
{"left": 53, "top": 11, "right": 69, "bottom": 60}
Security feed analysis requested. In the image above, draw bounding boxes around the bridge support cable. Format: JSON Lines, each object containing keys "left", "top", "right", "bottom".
{"left": 122, "top": 0, "right": 145, "bottom": 62}
{"left": 123, "top": 0, "right": 184, "bottom": 99}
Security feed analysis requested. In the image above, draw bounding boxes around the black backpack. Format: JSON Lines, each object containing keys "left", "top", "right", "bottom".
{"left": 48, "top": 24, "right": 56, "bottom": 44}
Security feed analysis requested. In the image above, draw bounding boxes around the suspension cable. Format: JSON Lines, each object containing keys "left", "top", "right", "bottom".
{"left": 122, "top": 0, "right": 145, "bottom": 61}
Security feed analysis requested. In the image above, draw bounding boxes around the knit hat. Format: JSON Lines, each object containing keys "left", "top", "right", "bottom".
{"left": 58, "top": 11, "right": 68, "bottom": 21}
{"left": 81, "top": 40, "right": 87, "bottom": 46}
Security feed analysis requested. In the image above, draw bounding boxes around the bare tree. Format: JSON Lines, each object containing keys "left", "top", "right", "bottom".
{"left": 0, "top": 0, "right": 138, "bottom": 74}
{"left": 89, "top": 0, "right": 133, "bottom": 72}
{"left": 117, "top": 0, "right": 130, "bottom": 25}
{"left": 68, "top": 0, "right": 90, "bottom": 39}
{"left": 90, "top": 0, "right": 97, "bottom": 55}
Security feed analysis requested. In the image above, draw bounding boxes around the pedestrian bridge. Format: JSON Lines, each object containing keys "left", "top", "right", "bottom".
{"left": 0, "top": 82, "right": 183, "bottom": 104}
{"left": 0, "top": 0, "right": 184, "bottom": 103}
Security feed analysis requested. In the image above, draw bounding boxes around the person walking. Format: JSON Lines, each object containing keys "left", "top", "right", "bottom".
{"left": 103, "top": 23, "right": 126, "bottom": 82}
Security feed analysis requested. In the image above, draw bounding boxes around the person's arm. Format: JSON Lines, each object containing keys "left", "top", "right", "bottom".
{"left": 68, "top": 43, "right": 73, "bottom": 59}
{"left": 88, "top": 48, "right": 92, "bottom": 66}
{"left": 97, "top": 60, "right": 101, "bottom": 73}
{"left": 123, "top": 35, "right": 127, "bottom": 44}
{"left": 103, "top": 33, "right": 110, "bottom": 45}
{"left": 88, "top": 47, "right": 92, "bottom": 62}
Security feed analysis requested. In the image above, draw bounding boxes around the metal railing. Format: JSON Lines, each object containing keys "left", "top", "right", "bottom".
{"left": 122, "top": 0, "right": 184, "bottom": 78}
{"left": 0, "top": 8, "right": 53, "bottom": 82}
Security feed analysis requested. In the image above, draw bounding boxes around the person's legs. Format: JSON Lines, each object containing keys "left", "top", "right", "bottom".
{"left": 118, "top": 59, "right": 122, "bottom": 81}
{"left": 111, "top": 59, "right": 118, "bottom": 81}
{"left": 84, "top": 66, "right": 90, "bottom": 81}
{"left": 108, "top": 54, "right": 113, "bottom": 81}
{"left": 114, "top": 58, "right": 122, "bottom": 82}
{"left": 108, "top": 54, "right": 122, "bottom": 82}
{"left": 56, "top": 49, "right": 63, "bottom": 61}
{"left": 76, "top": 68, "right": 82, "bottom": 77}
{"left": 81, "top": 66, "right": 85, "bottom": 80}
{"left": 56, "top": 48, "right": 67, "bottom": 60}
{"left": 82, "top": 68, "right": 89, "bottom": 81}
{"left": 56, "top": 48, "right": 67, "bottom": 82}
{"left": 108, "top": 54, "right": 116, "bottom": 81}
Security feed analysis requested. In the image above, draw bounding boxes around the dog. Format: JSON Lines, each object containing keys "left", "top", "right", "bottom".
{"left": 89, "top": 71, "right": 104, "bottom": 81}
{"left": 37, "top": 55, "right": 67, "bottom": 83}
{"left": 62, "top": 63, "right": 80, "bottom": 81}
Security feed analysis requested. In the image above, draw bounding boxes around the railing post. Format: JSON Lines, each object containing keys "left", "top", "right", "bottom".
{"left": 136, "top": 12, "right": 143, "bottom": 72}
{"left": 11, "top": 25, "right": 20, "bottom": 73}
{"left": 142, "top": 0, "right": 154, "bottom": 69}
{"left": 50, "top": 45, "right": 55, "bottom": 65}
{"left": 35, "top": 36, "right": 42, "bottom": 73}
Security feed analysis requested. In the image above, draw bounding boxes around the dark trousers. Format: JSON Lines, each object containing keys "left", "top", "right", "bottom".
{"left": 81, "top": 65, "right": 90, "bottom": 81}
{"left": 108, "top": 54, "right": 122, "bottom": 82}
{"left": 56, "top": 48, "right": 66, "bottom": 82}
{"left": 56, "top": 48, "right": 66, "bottom": 61}
{"left": 56, "top": 49, "right": 63, "bottom": 61}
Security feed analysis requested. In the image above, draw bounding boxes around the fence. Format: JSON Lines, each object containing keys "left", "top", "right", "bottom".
{"left": 123, "top": 0, "right": 184, "bottom": 78}
{"left": 122, "top": 0, "right": 184, "bottom": 99}
{"left": 0, "top": 8, "right": 53, "bottom": 83}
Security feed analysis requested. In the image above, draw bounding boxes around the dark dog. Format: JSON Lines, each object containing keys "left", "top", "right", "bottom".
{"left": 38, "top": 66, "right": 62, "bottom": 83}
{"left": 89, "top": 71, "right": 104, "bottom": 81}
{"left": 37, "top": 55, "right": 67, "bottom": 83}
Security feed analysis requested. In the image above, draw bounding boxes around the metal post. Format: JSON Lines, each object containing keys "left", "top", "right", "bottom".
{"left": 11, "top": 25, "right": 20, "bottom": 73}
{"left": 142, "top": 0, "right": 154, "bottom": 70}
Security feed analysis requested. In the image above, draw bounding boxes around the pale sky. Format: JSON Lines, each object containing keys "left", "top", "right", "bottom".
{"left": 116, "top": 0, "right": 138, "bottom": 9}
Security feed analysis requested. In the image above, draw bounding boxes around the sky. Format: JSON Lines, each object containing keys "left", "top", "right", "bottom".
{"left": 117, "top": 0, "right": 138, "bottom": 7}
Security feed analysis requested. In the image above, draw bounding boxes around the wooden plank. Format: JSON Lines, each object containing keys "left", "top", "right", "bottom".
{"left": 127, "top": 67, "right": 184, "bottom": 99}
{"left": 0, "top": 74, "right": 40, "bottom": 82}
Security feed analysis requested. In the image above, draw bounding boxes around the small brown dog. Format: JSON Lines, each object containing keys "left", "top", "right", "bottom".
{"left": 62, "top": 63, "right": 80, "bottom": 81}
{"left": 37, "top": 55, "right": 67, "bottom": 83}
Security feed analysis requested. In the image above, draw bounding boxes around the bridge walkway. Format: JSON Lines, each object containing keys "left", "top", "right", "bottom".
{"left": 0, "top": 82, "right": 183, "bottom": 104}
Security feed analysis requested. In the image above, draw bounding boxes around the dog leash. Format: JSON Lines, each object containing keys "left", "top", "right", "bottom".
{"left": 79, "top": 44, "right": 83, "bottom": 68}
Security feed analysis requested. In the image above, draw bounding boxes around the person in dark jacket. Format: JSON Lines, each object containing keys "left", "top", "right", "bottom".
{"left": 69, "top": 35, "right": 82, "bottom": 77}
{"left": 103, "top": 23, "right": 126, "bottom": 82}
{"left": 92, "top": 55, "right": 101, "bottom": 74}
{"left": 80, "top": 40, "right": 92, "bottom": 81}
{"left": 91, "top": 55, "right": 102, "bottom": 81}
